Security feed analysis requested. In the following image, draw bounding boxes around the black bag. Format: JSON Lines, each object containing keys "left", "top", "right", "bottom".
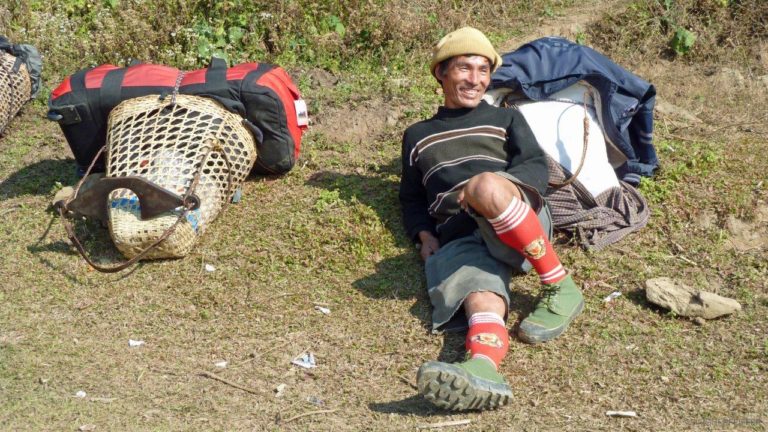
{"left": 48, "top": 59, "right": 308, "bottom": 175}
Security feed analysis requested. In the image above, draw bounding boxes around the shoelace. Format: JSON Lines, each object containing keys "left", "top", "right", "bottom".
{"left": 538, "top": 284, "right": 561, "bottom": 308}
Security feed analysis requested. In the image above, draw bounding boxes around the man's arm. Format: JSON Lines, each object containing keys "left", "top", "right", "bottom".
{"left": 399, "top": 132, "right": 437, "bottom": 247}
{"left": 503, "top": 109, "right": 549, "bottom": 195}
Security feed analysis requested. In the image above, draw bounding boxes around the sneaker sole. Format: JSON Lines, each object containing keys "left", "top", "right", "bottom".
{"left": 518, "top": 298, "right": 585, "bottom": 344}
{"left": 416, "top": 361, "right": 512, "bottom": 411}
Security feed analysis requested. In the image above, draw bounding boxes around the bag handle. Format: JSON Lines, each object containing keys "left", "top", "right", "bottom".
{"left": 546, "top": 90, "right": 592, "bottom": 189}
{"left": 99, "top": 68, "right": 128, "bottom": 113}
{"left": 204, "top": 56, "right": 231, "bottom": 97}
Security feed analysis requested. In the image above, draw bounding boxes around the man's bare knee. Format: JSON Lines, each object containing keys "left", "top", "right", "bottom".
{"left": 463, "top": 173, "right": 521, "bottom": 216}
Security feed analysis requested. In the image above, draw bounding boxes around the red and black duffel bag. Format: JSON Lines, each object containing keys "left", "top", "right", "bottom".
{"left": 48, "top": 59, "right": 308, "bottom": 175}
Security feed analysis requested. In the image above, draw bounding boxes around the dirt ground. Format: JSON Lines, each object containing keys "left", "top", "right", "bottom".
{"left": 1, "top": 1, "right": 766, "bottom": 431}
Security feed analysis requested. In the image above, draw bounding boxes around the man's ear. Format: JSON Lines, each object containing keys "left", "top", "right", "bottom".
{"left": 435, "top": 60, "right": 448, "bottom": 84}
{"left": 434, "top": 66, "right": 442, "bottom": 83}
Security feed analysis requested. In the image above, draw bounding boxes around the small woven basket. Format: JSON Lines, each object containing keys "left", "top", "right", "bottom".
{"left": 106, "top": 94, "right": 256, "bottom": 259}
{"left": 0, "top": 51, "right": 31, "bottom": 134}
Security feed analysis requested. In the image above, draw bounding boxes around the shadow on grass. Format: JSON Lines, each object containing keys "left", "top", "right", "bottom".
{"left": 0, "top": 158, "right": 77, "bottom": 198}
{"left": 307, "top": 158, "right": 433, "bottom": 327}
{"left": 26, "top": 213, "right": 142, "bottom": 281}
{"left": 367, "top": 394, "right": 444, "bottom": 416}
{"left": 352, "top": 253, "right": 424, "bottom": 299}
{"left": 25, "top": 214, "right": 82, "bottom": 283}
{"left": 305, "top": 157, "right": 407, "bottom": 249}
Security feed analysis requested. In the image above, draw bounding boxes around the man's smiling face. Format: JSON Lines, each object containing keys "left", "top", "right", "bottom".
{"left": 437, "top": 55, "right": 491, "bottom": 109}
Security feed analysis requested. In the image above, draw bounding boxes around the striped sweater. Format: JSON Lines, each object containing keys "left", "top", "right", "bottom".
{"left": 399, "top": 101, "right": 548, "bottom": 244}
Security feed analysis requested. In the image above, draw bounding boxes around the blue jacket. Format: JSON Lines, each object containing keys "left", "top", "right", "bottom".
{"left": 490, "top": 37, "right": 657, "bottom": 183}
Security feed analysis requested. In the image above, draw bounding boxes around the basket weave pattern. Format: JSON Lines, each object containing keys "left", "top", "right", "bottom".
{"left": 0, "top": 51, "right": 31, "bottom": 134}
{"left": 106, "top": 94, "right": 256, "bottom": 259}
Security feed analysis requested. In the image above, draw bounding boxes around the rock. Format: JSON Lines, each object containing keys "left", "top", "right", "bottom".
{"left": 655, "top": 100, "right": 702, "bottom": 124}
{"left": 385, "top": 112, "right": 399, "bottom": 127}
{"left": 645, "top": 277, "right": 741, "bottom": 319}
{"left": 713, "top": 67, "right": 745, "bottom": 88}
{"left": 694, "top": 210, "right": 717, "bottom": 230}
{"left": 758, "top": 75, "right": 768, "bottom": 90}
{"left": 306, "top": 68, "right": 338, "bottom": 88}
{"left": 53, "top": 173, "right": 105, "bottom": 209}
{"left": 52, "top": 186, "right": 74, "bottom": 207}
{"left": 759, "top": 42, "right": 768, "bottom": 70}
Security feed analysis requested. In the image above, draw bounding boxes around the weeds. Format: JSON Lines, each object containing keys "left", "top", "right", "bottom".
{"left": 590, "top": 0, "right": 768, "bottom": 67}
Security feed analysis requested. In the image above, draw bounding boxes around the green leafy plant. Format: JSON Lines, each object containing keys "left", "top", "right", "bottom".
{"left": 574, "top": 29, "right": 587, "bottom": 45}
{"left": 670, "top": 27, "right": 696, "bottom": 55}
{"left": 321, "top": 14, "right": 346, "bottom": 38}
{"left": 315, "top": 189, "right": 343, "bottom": 212}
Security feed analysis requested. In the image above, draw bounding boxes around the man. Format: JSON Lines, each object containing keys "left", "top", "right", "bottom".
{"left": 399, "top": 27, "right": 585, "bottom": 411}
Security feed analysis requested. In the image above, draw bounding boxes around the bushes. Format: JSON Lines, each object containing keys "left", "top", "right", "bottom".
{"left": 3, "top": 0, "right": 567, "bottom": 85}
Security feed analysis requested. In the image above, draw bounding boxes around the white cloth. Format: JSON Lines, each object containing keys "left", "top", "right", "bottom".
{"left": 486, "top": 83, "right": 620, "bottom": 197}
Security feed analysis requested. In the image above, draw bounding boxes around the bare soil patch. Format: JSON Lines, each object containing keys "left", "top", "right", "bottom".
{"left": 498, "top": 0, "right": 629, "bottom": 52}
{"left": 726, "top": 204, "right": 768, "bottom": 252}
{"left": 311, "top": 98, "right": 403, "bottom": 145}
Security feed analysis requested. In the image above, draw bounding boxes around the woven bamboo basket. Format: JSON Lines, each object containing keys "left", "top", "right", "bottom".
{"left": 0, "top": 51, "right": 31, "bottom": 134}
{"left": 106, "top": 94, "right": 256, "bottom": 259}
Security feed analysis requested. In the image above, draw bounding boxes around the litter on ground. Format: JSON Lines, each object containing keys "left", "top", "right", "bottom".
{"left": 606, "top": 410, "right": 638, "bottom": 418}
{"left": 291, "top": 352, "right": 317, "bottom": 369}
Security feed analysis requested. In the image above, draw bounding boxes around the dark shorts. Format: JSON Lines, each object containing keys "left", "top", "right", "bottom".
{"left": 424, "top": 174, "right": 552, "bottom": 332}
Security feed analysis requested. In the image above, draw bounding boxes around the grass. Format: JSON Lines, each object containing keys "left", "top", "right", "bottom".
{"left": 2, "top": 0, "right": 768, "bottom": 430}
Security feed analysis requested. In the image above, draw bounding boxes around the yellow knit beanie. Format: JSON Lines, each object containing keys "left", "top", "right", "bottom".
{"left": 430, "top": 27, "right": 502, "bottom": 78}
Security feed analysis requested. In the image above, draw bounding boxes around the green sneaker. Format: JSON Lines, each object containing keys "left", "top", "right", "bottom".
{"left": 517, "top": 275, "right": 584, "bottom": 344}
{"left": 416, "top": 358, "right": 512, "bottom": 411}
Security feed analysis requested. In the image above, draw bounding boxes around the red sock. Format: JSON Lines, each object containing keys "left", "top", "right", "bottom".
{"left": 488, "top": 196, "right": 567, "bottom": 284}
{"left": 466, "top": 312, "right": 509, "bottom": 369}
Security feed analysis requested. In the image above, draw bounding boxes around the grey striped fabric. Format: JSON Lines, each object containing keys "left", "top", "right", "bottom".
{"left": 544, "top": 156, "right": 650, "bottom": 250}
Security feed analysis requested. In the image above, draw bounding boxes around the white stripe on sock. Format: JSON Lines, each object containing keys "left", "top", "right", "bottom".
{"left": 487, "top": 198, "right": 518, "bottom": 224}
{"left": 540, "top": 266, "right": 566, "bottom": 284}
{"left": 539, "top": 265, "right": 564, "bottom": 279}
{"left": 468, "top": 311, "right": 505, "bottom": 326}
{"left": 491, "top": 198, "right": 531, "bottom": 234}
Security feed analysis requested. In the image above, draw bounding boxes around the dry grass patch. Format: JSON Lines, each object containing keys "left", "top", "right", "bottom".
{"left": 1, "top": 0, "right": 767, "bottom": 431}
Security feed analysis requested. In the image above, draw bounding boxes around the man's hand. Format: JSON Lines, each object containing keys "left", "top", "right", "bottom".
{"left": 418, "top": 230, "right": 440, "bottom": 261}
